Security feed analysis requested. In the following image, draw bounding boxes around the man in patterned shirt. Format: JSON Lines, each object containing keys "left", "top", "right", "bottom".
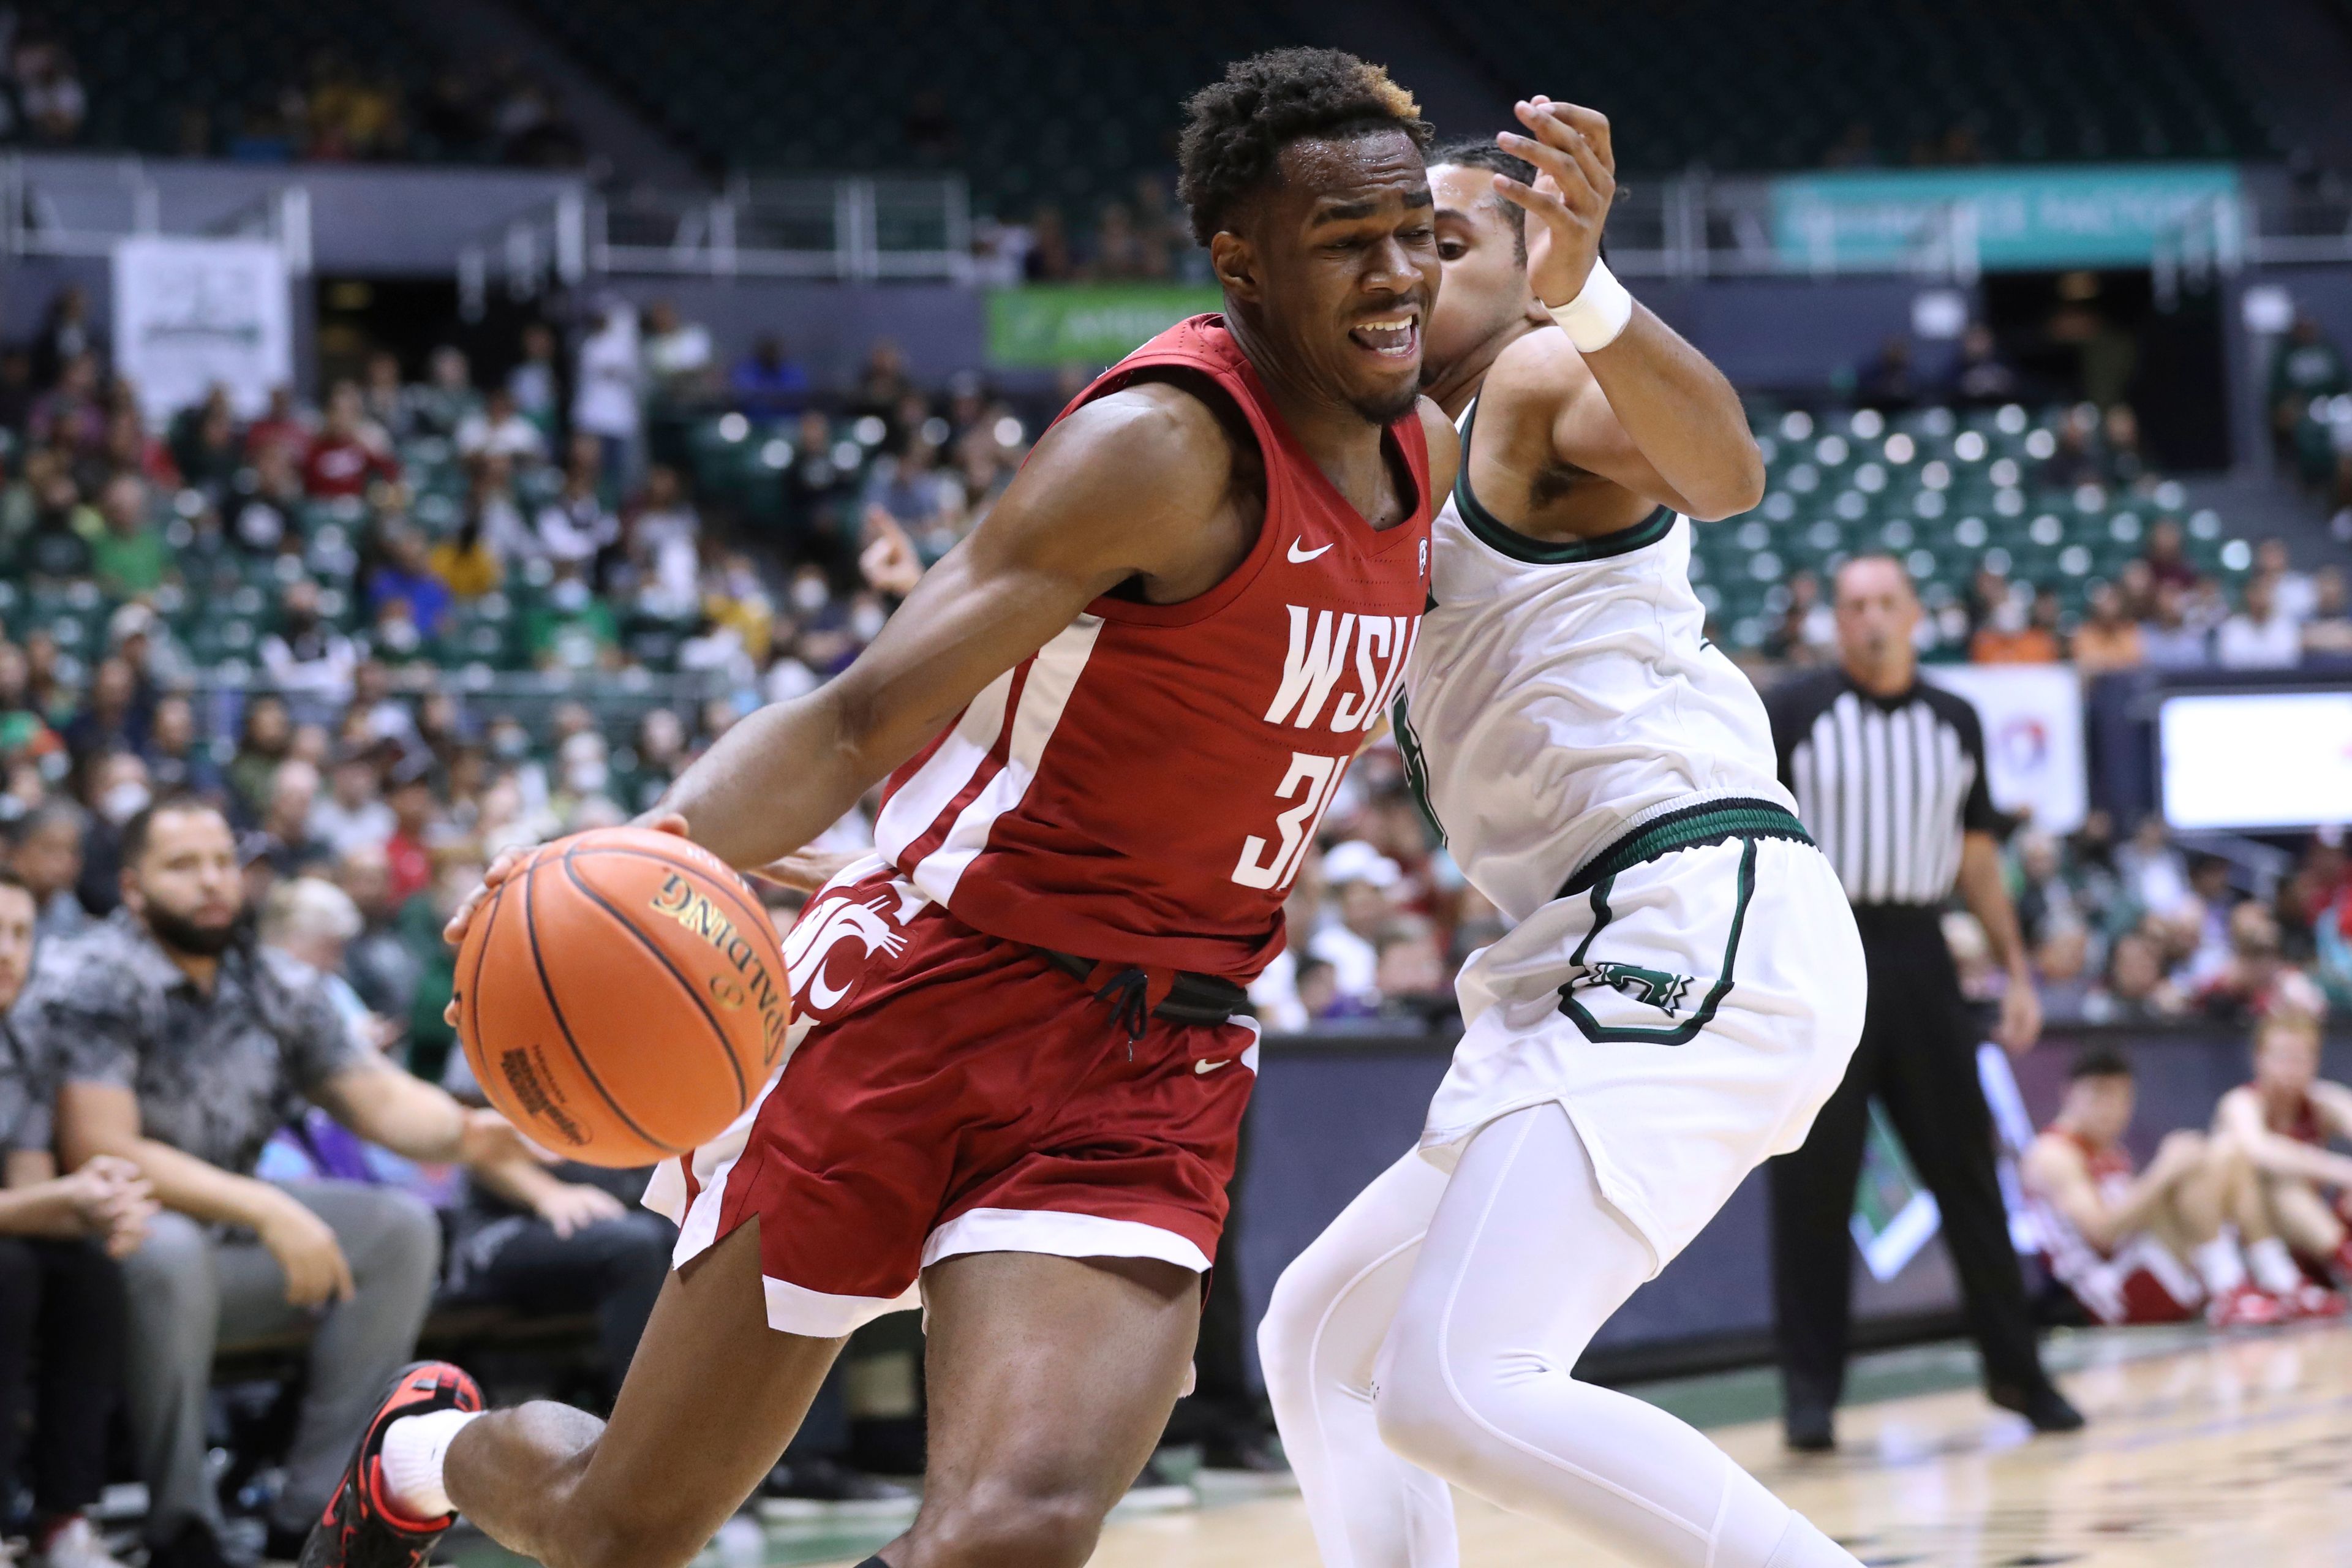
{"left": 26, "top": 799, "right": 538, "bottom": 1568}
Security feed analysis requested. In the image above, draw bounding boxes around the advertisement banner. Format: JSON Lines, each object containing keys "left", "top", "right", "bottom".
{"left": 1770, "top": 164, "right": 2240, "bottom": 271}
{"left": 1922, "top": 663, "right": 2088, "bottom": 834}
{"left": 110, "top": 236, "right": 294, "bottom": 428}
{"left": 985, "top": 284, "right": 1221, "bottom": 368}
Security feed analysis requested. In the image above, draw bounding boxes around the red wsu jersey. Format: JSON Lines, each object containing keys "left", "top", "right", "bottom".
{"left": 873, "top": 315, "right": 1433, "bottom": 981}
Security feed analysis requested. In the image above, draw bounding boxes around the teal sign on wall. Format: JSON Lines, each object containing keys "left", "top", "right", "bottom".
{"left": 1770, "top": 164, "right": 2241, "bottom": 271}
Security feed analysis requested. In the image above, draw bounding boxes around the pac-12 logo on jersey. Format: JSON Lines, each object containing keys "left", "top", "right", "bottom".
{"left": 1232, "top": 605, "right": 1422, "bottom": 891}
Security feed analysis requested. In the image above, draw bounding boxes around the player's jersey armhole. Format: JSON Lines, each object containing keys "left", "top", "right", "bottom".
{"left": 1075, "top": 361, "right": 1282, "bottom": 630}
{"left": 1453, "top": 395, "right": 1678, "bottom": 565}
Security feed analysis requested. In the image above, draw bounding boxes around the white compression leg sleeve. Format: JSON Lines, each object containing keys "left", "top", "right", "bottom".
{"left": 1258, "top": 1147, "right": 1457, "bottom": 1568}
{"left": 1372, "top": 1104, "right": 1859, "bottom": 1568}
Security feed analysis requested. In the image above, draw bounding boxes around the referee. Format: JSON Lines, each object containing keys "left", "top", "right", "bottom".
{"left": 1762, "top": 555, "right": 2082, "bottom": 1452}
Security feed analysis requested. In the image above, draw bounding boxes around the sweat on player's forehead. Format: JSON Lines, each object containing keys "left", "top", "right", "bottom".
{"left": 1274, "top": 132, "right": 1431, "bottom": 225}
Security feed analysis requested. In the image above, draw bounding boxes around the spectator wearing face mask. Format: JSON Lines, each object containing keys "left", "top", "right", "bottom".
{"left": 571, "top": 304, "right": 642, "bottom": 486}
{"left": 2215, "top": 574, "right": 2302, "bottom": 671}
{"left": 453, "top": 386, "right": 546, "bottom": 465}
{"left": 75, "top": 752, "right": 153, "bottom": 919}
{"left": 1310, "top": 840, "right": 1403, "bottom": 1004}
{"left": 526, "top": 562, "right": 620, "bottom": 672}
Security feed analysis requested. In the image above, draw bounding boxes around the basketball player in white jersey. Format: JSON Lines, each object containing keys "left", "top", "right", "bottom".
{"left": 1255, "top": 99, "right": 1871, "bottom": 1568}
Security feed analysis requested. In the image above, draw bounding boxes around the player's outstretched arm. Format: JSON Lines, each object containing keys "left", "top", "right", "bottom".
{"left": 655, "top": 383, "right": 1240, "bottom": 872}
{"left": 1496, "top": 97, "right": 1763, "bottom": 520}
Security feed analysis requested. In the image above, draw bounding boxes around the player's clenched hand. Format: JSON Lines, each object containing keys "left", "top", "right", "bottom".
{"left": 1492, "top": 96, "right": 1616, "bottom": 310}
{"left": 859, "top": 505, "right": 925, "bottom": 597}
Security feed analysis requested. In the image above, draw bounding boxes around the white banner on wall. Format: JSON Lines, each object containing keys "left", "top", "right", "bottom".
{"left": 1921, "top": 663, "right": 2088, "bottom": 834}
{"left": 110, "top": 236, "right": 293, "bottom": 428}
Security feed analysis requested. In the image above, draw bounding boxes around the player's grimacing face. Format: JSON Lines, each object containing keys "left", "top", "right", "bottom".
{"left": 1423, "top": 164, "right": 1530, "bottom": 382}
{"left": 1228, "top": 129, "right": 1438, "bottom": 424}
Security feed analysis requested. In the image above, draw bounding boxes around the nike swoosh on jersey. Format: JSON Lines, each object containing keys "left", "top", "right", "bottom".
{"left": 1194, "top": 1057, "right": 1231, "bottom": 1074}
{"left": 1287, "top": 539, "right": 1334, "bottom": 564}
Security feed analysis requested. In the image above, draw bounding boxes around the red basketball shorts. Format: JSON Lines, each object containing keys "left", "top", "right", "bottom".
{"left": 643, "top": 856, "right": 1261, "bottom": 1336}
{"left": 2056, "top": 1234, "right": 2203, "bottom": 1326}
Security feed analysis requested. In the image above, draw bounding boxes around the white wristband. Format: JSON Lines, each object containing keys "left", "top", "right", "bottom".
{"left": 1547, "top": 258, "right": 1633, "bottom": 353}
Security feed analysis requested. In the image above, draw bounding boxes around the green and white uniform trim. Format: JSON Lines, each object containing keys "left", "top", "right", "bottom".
{"left": 1407, "top": 397, "right": 1864, "bottom": 1276}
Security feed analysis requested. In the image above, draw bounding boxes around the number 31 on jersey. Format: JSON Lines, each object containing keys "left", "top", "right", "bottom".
{"left": 1230, "top": 752, "right": 1341, "bottom": 891}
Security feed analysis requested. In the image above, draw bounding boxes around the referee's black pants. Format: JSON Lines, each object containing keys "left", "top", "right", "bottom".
{"left": 1767, "top": 906, "right": 2048, "bottom": 1415}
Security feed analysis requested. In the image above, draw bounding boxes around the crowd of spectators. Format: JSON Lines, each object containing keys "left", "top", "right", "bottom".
{"left": 967, "top": 176, "right": 1207, "bottom": 286}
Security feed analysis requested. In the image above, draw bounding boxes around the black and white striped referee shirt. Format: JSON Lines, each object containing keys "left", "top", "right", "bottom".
{"left": 1763, "top": 669, "right": 1999, "bottom": 908}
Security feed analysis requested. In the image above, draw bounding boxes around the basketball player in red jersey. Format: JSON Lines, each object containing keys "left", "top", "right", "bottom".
{"left": 2021, "top": 1047, "right": 2319, "bottom": 1329}
{"left": 302, "top": 48, "right": 1455, "bottom": 1568}
{"left": 2213, "top": 1012, "right": 2352, "bottom": 1292}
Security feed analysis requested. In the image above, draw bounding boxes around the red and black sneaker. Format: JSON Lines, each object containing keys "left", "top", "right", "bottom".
{"left": 299, "top": 1360, "right": 483, "bottom": 1568}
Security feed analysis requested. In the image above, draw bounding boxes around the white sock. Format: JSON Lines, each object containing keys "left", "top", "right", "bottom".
{"left": 2193, "top": 1233, "right": 2248, "bottom": 1296}
{"left": 380, "top": 1409, "right": 483, "bottom": 1521}
{"left": 2247, "top": 1236, "right": 2305, "bottom": 1295}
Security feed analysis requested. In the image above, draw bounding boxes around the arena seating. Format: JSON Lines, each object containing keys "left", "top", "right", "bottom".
{"left": 507, "top": 0, "right": 1291, "bottom": 211}
{"left": 1433, "top": 0, "right": 2282, "bottom": 172}
{"left": 35, "top": 0, "right": 461, "bottom": 159}
{"left": 1697, "top": 402, "right": 2247, "bottom": 650}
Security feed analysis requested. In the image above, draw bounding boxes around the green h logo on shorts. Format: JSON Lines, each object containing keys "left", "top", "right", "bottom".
{"left": 1571, "top": 960, "right": 1695, "bottom": 1017}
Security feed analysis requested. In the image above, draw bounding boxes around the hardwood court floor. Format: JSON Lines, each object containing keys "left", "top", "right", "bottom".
{"left": 801, "top": 1319, "right": 2352, "bottom": 1567}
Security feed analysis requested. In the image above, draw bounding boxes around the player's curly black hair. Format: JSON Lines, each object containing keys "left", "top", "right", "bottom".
{"left": 1427, "top": 137, "right": 1536, "bottom": 260}
{"left": 1177, "top": 47, "right": 1433, "bottom": 247}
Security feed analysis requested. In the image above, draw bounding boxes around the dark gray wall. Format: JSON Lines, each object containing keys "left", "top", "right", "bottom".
{"left": 1237, "top": 1025, "right": 2351, "bottom": 1387}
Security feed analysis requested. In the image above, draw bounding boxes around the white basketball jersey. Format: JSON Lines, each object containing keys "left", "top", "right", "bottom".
{"left": 1396, "top": 397, "right": 1795, "bottom": 922}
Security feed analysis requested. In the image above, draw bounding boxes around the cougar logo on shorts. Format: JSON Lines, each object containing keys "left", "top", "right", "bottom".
{"left": 782, "top": 892, "right": 908, "bottom": 1014}
{"left": 1568, "top": 961, "right": 1695, "bottom": 1017}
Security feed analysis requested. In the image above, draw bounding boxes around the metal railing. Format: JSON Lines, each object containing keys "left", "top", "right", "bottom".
{"left": 0, "top": 153, "right": 314, "bottom": 273}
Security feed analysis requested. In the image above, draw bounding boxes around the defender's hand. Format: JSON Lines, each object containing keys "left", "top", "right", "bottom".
{"left": 1493, "top": 97, "right": 1617, "bottom": 310}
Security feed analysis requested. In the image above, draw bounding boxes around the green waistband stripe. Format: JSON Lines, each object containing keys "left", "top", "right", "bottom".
{"left": 1563, "top": 799, "right": 1812, "bottom": 896}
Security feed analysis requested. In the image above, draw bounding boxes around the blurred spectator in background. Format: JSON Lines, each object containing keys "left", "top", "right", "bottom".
{"left": 2138, "top": 582, "right": 2208, "bottom": 670}
{"left": 507, "top": 320, "right": 562, "bottom": 436}
{"left": 451, "top": 383, "right": 543, "bottom": 463}
{"left": 2270, "top": 316, "right": 2346, "bottom": 457}
{"left": 731, "top": 334, "right": 810, "bottom": 420}
{"left": 535, "top": 453, "right": 620, "bottom": 571}
{"left": 2070, "top": 581, "right": 2145, "bottom": 674}
{"left": 572, "top": 303, "right": 642, "bottom": 485}
{"left": 2216, "top": 574, "right": 2301, "bottom": 670}
{"left": 259, "top": 579, "right": 359, "bottom": 710}
{"left": 367, "top": 522, "right": 456, "bottom": 641}
{"left": 1308, "top": 842, "right": 1398, "bottom": 1007}
{"left": 640, "top": 301, "right": 714, "bottom": 410}
{"left": 302, "top": 382, "right": 401, "bottom": 502}
{"left": 309, "top": 749, "right": 393, "bottom": 859}
{"left": 1953, "top": 324, "right": 2019, "bottom": 404}
{"left": 2304, "top": 567, "right": 2352, "bottom": 659}
{"left": 405, "top": 346, "right": 480, "bottom": 442}
{"left": 0, "top": 867, "right": 149, "bottom": 1568}
{"left": 9, "top": 802, "right": 90, "bottom": 942}
{"left": 141, "top": 696, "right": 220, "bottom": 801}
{"left": 88, "top": 475, "right": 169, "bottom": 600}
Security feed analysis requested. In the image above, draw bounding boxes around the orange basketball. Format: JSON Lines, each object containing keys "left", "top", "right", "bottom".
{"left": 454, "top": 826, "right": 792, "bottom": 1167}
